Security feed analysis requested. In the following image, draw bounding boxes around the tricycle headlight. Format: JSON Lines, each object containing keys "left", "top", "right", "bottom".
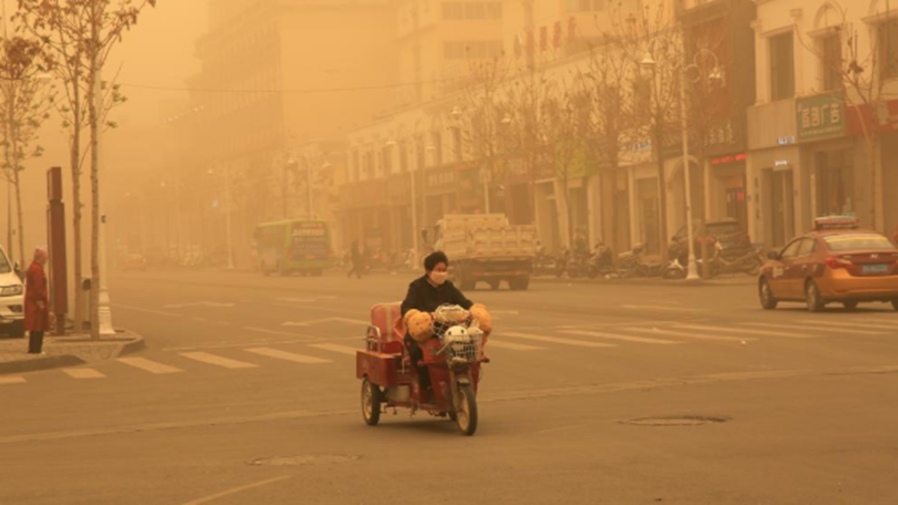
{"left": 1, "top": 285, "right": 23, "bottom": 296}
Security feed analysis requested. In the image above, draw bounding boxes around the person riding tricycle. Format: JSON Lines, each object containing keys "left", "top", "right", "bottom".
{"left": 356, "top": 251, "right": 492, "bottom": 436}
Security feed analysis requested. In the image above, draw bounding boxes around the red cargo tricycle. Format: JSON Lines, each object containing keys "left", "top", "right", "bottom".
{"left": 356, "top": 303, "right": 489, "bottom": 436}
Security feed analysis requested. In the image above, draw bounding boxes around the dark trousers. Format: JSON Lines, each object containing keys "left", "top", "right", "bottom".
{"left": 404, "top": 335, "right": 431, "bottom": 392}
{"left": 346, "top": 261, "right": 363, "bottom": 279}
{"left": 28, "top": 331, "right": 44, "bottom": 354}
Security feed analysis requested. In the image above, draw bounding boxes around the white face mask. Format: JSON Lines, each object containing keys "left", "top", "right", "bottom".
{"left": 429, "top": 271, "right": 449, "bottom": 286}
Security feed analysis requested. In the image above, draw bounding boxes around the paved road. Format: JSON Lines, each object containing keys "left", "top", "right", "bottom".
{"left": 1, "top": 270, "right": 897, "bottom": 504}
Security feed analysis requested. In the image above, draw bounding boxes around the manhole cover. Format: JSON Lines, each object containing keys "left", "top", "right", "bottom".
{"left": 248, "top": 454, "right": 359, "bottom": 467}
{"left": 621, "top": 415, "right": 729, "bottom": 427}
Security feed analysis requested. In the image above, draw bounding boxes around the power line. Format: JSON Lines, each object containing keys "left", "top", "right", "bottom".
{"left": 118, "top": 75, "right": 472, "bottom": 95}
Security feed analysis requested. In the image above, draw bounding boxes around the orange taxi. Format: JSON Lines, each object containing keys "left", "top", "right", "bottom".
{"left": 759, "top": 216, "right": 898, "bottom": 312}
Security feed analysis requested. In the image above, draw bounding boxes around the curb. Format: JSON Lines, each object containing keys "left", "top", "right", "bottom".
{"left": 0, "top": 329, "right": 145, "bottom": 376}
{"left": 0, "top": 354, "right": 86, "bottom": 375}
{"left": 117, "top": 329, "right": 147, "bottom": 356}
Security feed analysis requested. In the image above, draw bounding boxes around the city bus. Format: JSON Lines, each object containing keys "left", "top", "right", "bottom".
{"left": 255, "top": 219, "right": 332, "bottom": 276}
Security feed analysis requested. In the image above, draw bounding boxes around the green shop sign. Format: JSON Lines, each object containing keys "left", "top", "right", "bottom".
{"left": 796, "top": 94, "right": 846, "bottom": 141}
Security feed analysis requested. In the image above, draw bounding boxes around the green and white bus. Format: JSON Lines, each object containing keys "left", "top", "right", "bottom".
{"left": 255, "top": 219, "right": 332, "bottom": 276}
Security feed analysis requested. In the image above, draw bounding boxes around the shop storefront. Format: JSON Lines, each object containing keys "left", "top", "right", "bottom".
{"left": 423, "top": 165, "right": 457, "bottom": 224}
{"left": 709, "top": 153, "right": 748, "bottom": 229}
{"left": 339, "top": 179, "right": 388, "bottom": 248}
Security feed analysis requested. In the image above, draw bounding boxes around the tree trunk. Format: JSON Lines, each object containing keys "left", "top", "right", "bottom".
{"left": 654, "top": 124, "right": 668, "bottom": 261}
{"left": 88, "top": 12, "right": 101, "bottom": 341}
{"left": 71, "top": 62, "right": 84, "bottom": 334}
{"left": 14, "top": 168, "right": 23, "bottom": 269}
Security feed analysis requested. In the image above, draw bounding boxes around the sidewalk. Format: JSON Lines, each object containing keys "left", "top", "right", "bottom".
{"left": 0, "top": 330, "right": 145, "bottom": 375}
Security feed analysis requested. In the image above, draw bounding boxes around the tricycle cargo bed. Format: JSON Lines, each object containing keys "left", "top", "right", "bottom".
{"left": 356, "top": 350, "right": 402, "bottom": 386}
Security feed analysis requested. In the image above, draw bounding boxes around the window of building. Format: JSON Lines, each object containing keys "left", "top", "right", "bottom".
{"left": 383, "top": 146, "right": 393, "bottom": 175}
{"left": 566, "top": 0, "right": 607, "bottom": 12}
{"left": 879, "top": 18, "right": 898, "bottom": 80}
{"left": 452, "top": 127, "right": 463, "bottom": 162}
{"left": 815, "top": 149, "right": 854, "bottom": 216}
{"left": 820, "top": 32, "right": 842, "bottom": 91}
{"left": 432, "top": 132, "right": 443, "bottom": 166}
{"left": 351, "top": 150, "right": 361, "bottom": 182}
{"left": 364, "top": 151, "right": 375, "bottom": 180}
{"left": 769, "top": 32, "right": 795, "bottom": 100}
{"left": 399, "top": 140, "right": 409, "bottom": 172}
{"left": 416, "top": 136, "right": 426, "bottom": 169}
{"left": 442, "top": 2, "right": 502, "bottom": 20}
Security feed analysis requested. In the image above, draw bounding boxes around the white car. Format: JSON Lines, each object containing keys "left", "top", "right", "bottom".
{"left": 0, "top": 248, "right": 25, "bottom": 338}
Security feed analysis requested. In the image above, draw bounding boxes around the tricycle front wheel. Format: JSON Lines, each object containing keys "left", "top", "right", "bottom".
{"left": 361, "top": 377, "right": 382, "bottom": 426}
{"left": 454, "top": 384, "right": 478, "bottom": 436}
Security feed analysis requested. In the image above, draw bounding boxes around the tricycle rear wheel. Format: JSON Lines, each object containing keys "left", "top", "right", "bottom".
{"left": 361, "top": 377, "right": 382, "bottom": 426}
{"left": 454, "top": 384, "right": 478, "bottom": 436}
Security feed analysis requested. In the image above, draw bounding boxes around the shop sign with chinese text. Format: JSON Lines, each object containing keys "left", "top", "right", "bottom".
{"left": 796, "top": 94, "right": 846, "bottom": 141}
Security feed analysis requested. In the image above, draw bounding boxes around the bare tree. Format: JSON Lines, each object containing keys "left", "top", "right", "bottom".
{"left": 796, "top": 1, "right": 891, "bottom": 230}
{"left": 17, "top": 0, "right": 157, "bottom": 338}
{"left": 613, "top": 1, "right": 685, "bottom": 258}
{"left": 0, "top": 35, "right": 53, "bottom": 264}
{"left": 583, "top": 40, "right": 635, "bottom": 253}
{"left": 455, "top": 54, "right": 510, "bottom": 213}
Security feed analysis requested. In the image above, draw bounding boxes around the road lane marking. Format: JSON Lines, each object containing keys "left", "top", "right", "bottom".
{"left": 282, "top": 317, "right": 369, "bottom": 327}
{"left": 62, "top": 368, "right": 106, "bottom": 379}
{"left": 484, "top": 340, "right": 544, "bottom": 351}
{"left": 163, "top": 335, "right": 359, "bottom": 352}
{"left": 114, "top": 304, "right": 184, "bottom": 318}
{"left": 0, "top": 376, "right": 26, "bottom": 385}
{"left": 743, "top": 322, "right": 885, "bottom": 335}
{"left": 802, "top": 319, "right": 897, "bottom": 331}
{"left": 673, "top": 324, "right": 816, "bottom": 339}
{"left": 180, "top": 475, "right": 294, "bottom": 505}
{"left": 625, "top": 327, "right": 749, "bottom": 343}
{"left": 180, "top": 352, "right": 259, "bottom": 369}
{"left": 562, "top": 329, "right": 681, "bottom": 345}
{"left": 502, "top": 331, "right": 617, "bottom": 348}
{"left": 118, "top": 357, "right": 183, "bottom": 374}
{"left": 245, "top": 347, "right": 332, "bottom": 364}
{"left": 621, "top": 304, "right": 709, "bottom": 313}
{"left": 244, "top": 327, "right": 306, "bottom": 338}
{"left": 164, "top": 302, "right": 236, "bottom": 309}
{"left": 307, "top": 343, "right": 360, "bottom": 356}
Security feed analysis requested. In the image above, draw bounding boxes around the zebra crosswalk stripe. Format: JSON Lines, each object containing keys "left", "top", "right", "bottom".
{"left": 502, "top": 331, "right": 617, "bottom": 348}
{"left": 180, "top": 352, "right": 259, "bottom": 369}
{"left": 484, "top": 340, "right": 543, "bottom": 351}
{"left": 625, "top": 327, "right": 749, "bottom": 343}
{"left": 62, "top": 368, "right": 106, "bottom": 379}
{"left": 0, "top": 376, "right": 26, "bottom": 385}
{"left": 561, "top": 329, "right": 680, "bottom": 345}
{"left": 742, "top": 322, "right": 885, "bottom": 335}
{"left": 245, "top": 347, "right": 332, "bottom": 364}
{"left": 802, "top": 319, "right": 897, "bottom": 331}
{"left": 306, "top": 343, "right": 360, "bottom": 356}
{"left": 673, "top": 324, "right": 815, "bottom": 339}
{"left": 118, "top": 357, "right": 183, "bottom": 374}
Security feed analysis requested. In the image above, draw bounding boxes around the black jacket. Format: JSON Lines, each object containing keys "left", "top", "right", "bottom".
{"left": 400, "top": 276, "right": 473, "bottom": 316}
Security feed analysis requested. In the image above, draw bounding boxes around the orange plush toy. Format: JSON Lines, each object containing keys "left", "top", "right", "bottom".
{"left": 469, "top": 303, "right": 492, "bottom": 344}
{"left": 404, "top": 309, "right": 434, "bottom": 343}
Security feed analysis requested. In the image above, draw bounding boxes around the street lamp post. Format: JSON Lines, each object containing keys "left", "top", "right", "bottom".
{"left": 641, "top": 47, "right": 725, "bottom": 283}
{"left": 677, "top": 58, "right": 700, "bottom": 282}
{"left": 223, "top": 164, "right": 235, "bottom": 270}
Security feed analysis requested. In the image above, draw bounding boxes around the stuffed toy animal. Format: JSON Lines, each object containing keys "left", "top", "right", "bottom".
{"left": 404, "top": 309, "right": 434, "bottom": 343}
